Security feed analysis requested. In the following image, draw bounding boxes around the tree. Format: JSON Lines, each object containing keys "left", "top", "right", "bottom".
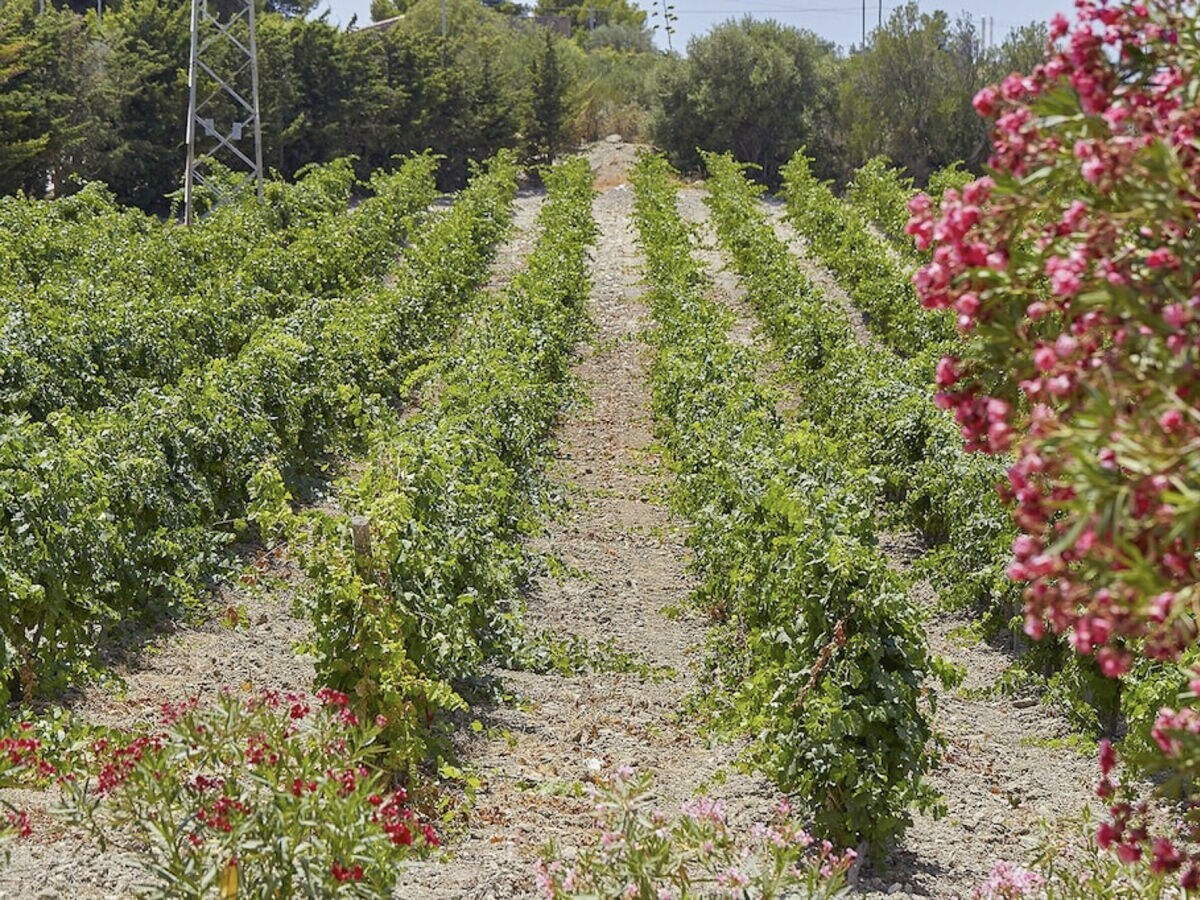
{"left": 579, "top": 23, "right": 651, "bottom": 53}
{"left": 525, "top": 29, "right": 569, "bottom": 166}
{"left": 93, "top": 0, "right": 191, "bottom": 210}
{"left": 984, "top": 21, "right": 1048, "bottom": 82}
{"left": 571, "top": 43, "right": 658, "bottom": 142}
{"left": 369, "top": 0, "right": 401, "bottom": 21}
{"left": 649, "top": 18, "right": 840, "bottom": 185}
{"left": 534, "top": 0, "right": 646, "bottom": 37}
{"left": 0, "top": 18, "right": 49, "bottom": 194}
{"left": 839, "top": 4, "right": 985, "bottom": 183}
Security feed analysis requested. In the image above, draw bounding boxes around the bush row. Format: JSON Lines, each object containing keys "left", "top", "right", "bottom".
{"left": 0, "top": 157, "right": 439, "bottom": 419}
{"left": 0, "top": 153, "right": 519, "bottom": 705}
{"left": 770, "top": 151, "right": 1016, "bottom": 617}
{"left": 782, "top": 152, "right": 955, "bottom": 359}
{"left": 631, "top": 152, "right": 936, "bottom": 854}
{"left": 255, "top": 157, "right": 598, "bottom": 768}
{"left": 756, "top": 152, "right": 1158, "bottom": 740}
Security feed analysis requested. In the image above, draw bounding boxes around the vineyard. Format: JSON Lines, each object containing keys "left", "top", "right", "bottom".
{"left": 0, "top": 1, "right": 1199, "bottom": 897}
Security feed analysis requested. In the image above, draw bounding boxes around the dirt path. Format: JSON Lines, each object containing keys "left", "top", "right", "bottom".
{"left": 0, "top": 191, "right": 548, "bottom": 900}
{"left": 394, "top": 150, "right": 778, "bottom": 899}
{"left": 751, "top": 201, "right": 1098, "bottom": 899}
{"left": 675, "top": 187, "right": 758, "bottom": 347}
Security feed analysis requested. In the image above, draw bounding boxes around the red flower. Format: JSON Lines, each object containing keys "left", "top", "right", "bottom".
{"left": 331, "top": 861, "right": 364, "bottom": 883}
{"left": 316, "top": 688, "right": 350, "bottom": 708}
{"left": 5, "top": 809, "right": 32, "bottom": 838}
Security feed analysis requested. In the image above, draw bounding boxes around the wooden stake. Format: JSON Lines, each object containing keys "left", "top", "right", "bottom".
{"left": 351, "top": 516, "right": 373, "bottom": 562}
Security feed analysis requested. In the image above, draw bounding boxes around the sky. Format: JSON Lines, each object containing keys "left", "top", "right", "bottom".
{"left": 312, "top": 0, "right": 1073, "bottom": 54}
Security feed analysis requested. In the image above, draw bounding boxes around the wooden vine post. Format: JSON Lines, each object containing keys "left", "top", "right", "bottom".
{"left": 351, "top": 515, "right": 374, "bottom": 578}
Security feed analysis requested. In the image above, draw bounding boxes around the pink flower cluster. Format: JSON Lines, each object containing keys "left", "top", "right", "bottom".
{"left": 911, "top": 3, "right": 1200, "bottom": 889}
{"left": 973, "top": 861, "right": 1045, "bottom": 899}
{"left": 1094, "top": 739, "right": 1200, "bottom": 885}
{"left": 908, "top": 0, "right": 1200, "bottom": 667}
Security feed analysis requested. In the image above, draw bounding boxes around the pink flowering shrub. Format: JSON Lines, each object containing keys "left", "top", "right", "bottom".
{"left": 974, "top": 861, "right": 1044, "bottom": 899}
{"left": 55, "top": 688, "right": 438, "bottom": 897}
{"left": 909, "top": 0, "right": 1200, "bottom": 660}
{"left": 534, "top": 767, "right": 853, "bottom": 899}
{"left": 975, "top": 809, "right": 1189, "bottom": 899}
{"left": 0, "top": 723, "right": 55, "bottom": 851}
{"left": 908, "top": 0, "right": 1200, "bottom": 888}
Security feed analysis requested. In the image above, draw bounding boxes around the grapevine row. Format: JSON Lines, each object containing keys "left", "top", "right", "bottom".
{"left": 631, "top": 152, "right": 936, "bottom": 853}
{"left": 764, "top": 151, "right": 1017, "bottom": 617}
{"left": 0, "top": 157, "right": 438, "bottom": 419}
{"left": 255, "top": 156, "right": 598, "bottom": 766}
{"left": 0, "top": 153, "right": 519, "bottom": 704}
{"left": 780, "top": 153, "right": 956, "bottom": 359}
{"left": 843, "top": 156, "right": 972, "bottom": 263}
{"left": 715, "top": 153, "right": 1178, "bottom": 741}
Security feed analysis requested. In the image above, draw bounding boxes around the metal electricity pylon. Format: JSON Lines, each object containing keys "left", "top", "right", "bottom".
{"left": 183, "top": 0, "right": 264, "bottom": 225}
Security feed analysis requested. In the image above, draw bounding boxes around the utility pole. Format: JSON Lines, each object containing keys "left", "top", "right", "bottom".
{"left": 440, "top": 0, "right": 446, "bottom": 39}
{"left": 861, "top": 0, "right": 865, "bottom": 45}
{"left": 877, "top": 0, "right": 880, "bottom": 30}
{"left": 183, "top": 0, "right": 264, "bottom": 225}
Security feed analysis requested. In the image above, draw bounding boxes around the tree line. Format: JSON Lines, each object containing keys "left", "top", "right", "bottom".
{"left": 0, "top": 0, "right": 1046, "bottom": 211}
{"left": 651, "top": 7, "right": 1049, "bottom": 186}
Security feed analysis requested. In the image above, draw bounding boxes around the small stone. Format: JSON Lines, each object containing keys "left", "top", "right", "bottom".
{"left": 605, "top": 134, "right": 622, "bottom": 144}
{"left": 1013, "top": 697, "right": 1038, "bottom": 709}
{"left": 887, "top": 883, "right": 903, "bottom": 895}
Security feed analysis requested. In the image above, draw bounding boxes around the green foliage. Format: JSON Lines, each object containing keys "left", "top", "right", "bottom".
{"left": 0, "top": 19, "right": 48, "bottom": 190}
{"left": 778, "top": 150, "right": 1016, "bottom": 617}
{"left": 649, "top": 18, "right": 840, "bottom": 185}
{"left": 782, "top": 151, "right": 952, "bottom": 355}
{"left": 924, "top": 160, "right": 973, "bottom": 203}
{"left": 94, "top": 0, "right": 191, "bottom": 211}
{"left": 632, "top": 152, "right": 937, "bottom": 854}
{"left": 370, "top": 0, "right": 403, "bottom": 20}
{"left": 839, "top": 4, "right": 984, "bottom": 183}
{"left": 0, "top": 153, "right": 517, "bottom": 707}
{"left": 578, "top": 23, "right": 653, "bottom": 53}
{"left": 526, "top": 30, "right": 572, "bottom": 166}
{"left": 779, "top": 148, "right": 1182, "bottom": 760}
{"left": 0, "top": 156, "right": 435, "bottom": 420}
{"left": 258, "top": 157, "right": 596, "bottom": 769}
{"left": 844, "top": 156, "right": 914, "bottom": 255}
{"left": 844, "top": 155, "right": 973, "bottom": 261}
{"left": 0, "top": 0, "right": 105, "bottom": 198}
{"left": 535, "top": 0, "right": 648, "bottom": 35}
{"left": 570, "top": 44, "right": 659, "bottom": 142}
{"left": 838, "top": 5, "right": 1051, "bottom": 184}
{"left": 0, "top": 0, "right": 1052, "bottom": 208}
